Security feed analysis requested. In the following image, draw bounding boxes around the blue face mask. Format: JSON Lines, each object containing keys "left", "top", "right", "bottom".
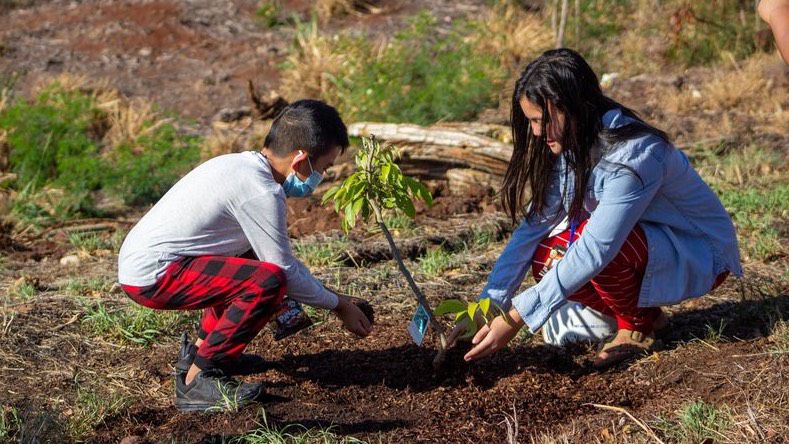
{"left": 282, "top": 152, "right": 323, "bottom": 198}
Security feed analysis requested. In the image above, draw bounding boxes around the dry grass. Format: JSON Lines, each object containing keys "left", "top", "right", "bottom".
{"left": 475, "top": 1, "right": 552, "bottom": 72}
{"left": 97, "top": 97, "right": 172, "bottom": 150}
{"left": 0, "top": 87, "right": 9, "bottom": 114}
{"left": 660, "top": 53, "right": 788, "bottom": 135}
{"left": 314, "top": 0, "right": 379, "bottom": 23}
{"left": 279, "top": 19, "right": 354, "bottom": 102}
{"left": 200, "top": 122, "right": 247, "bottom": 160}
{"left": 200, "top": 119, "right": 272, "bottom": 160}
{"left": 29, "top": 73, "right": 175, "bottom": 151}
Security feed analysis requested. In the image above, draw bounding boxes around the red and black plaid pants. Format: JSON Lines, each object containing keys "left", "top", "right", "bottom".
{"left": 532, "top": 221, "right": 728, "bottom": 333}
{"left": 121, "top": 256, "right": 286, "bottom": 370}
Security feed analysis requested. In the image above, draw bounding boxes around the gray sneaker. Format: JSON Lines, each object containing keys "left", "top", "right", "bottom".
{"left": 175, "top": 369, "right": 263, "bottom": 412}
{"left": 175, "top": 332, "right": 269, "bottom": 376}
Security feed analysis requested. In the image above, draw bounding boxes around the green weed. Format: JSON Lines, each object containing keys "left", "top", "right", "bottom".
{"left": 302, "top": 304, "right": 330, "bottom": 326}
{"left": 255, "top": 0, "right": 284, "bottom": 28}
{"left": 715, "top": 185, "right": 788, "bottom": 261}
{"left": 233, "top": 409, "right": 366, "bottom": 443}
{"left": 207, "top": 382, "right": 245, "bottom": 414}
{"left": 67, "top": 230, "right": 126, "bottom": 254}
{"left": 383, "top": 213, "right": 416, "bottom": 233}
{"left": 293, "top": 238, "right": 348, "bottom": 268}
{"left": 563, "top": 0, "right": 766, "bottom": 73}
{"left": 468, "top": 225, "right": 499, "bottom": 249}
{"left": 79, "top": 299, "right": 194, "bottom": 345}
{"left": 0, "top": 405, "right": 22, "bottom": 442}
{"left": 8, "top": 281, "right": 36, "bottom": 301}
{"left": 67, "top": 387, "right": 129, "bottom": 441}
{"left": 653, "top": 400, "right": 731, "bottom": 443}
{"left": 66, "top": 277, "right": 117, "bottom": 296}
{"left": 769, "top": 318, "right": 789, "bottom": 354}
{"left": 703, "top": 318, "right": 729, "bottom": 344}
{"left": 416, "top": 247, "right": 456, "bottom": 278}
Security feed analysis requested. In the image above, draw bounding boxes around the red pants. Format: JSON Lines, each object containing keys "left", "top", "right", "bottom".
{"left": 121, "top": 256, "right": 286, "bottom": 370}
{"left": 532, "top": 221, "right": 728, "bottom": 333}
{"left": 532, "top": 221, "right": 658, "bottom": 333}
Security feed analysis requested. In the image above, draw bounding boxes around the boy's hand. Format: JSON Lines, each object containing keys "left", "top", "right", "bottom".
{"left": 333, "top": 295, "right": 373, "bottom": 337}
{"left": 463, "top": 309, "right": 525, "bottom": 361}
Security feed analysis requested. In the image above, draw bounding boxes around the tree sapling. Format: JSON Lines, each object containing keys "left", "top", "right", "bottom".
{"left": 322, "top": 135, "right": 449, "bottom": 368}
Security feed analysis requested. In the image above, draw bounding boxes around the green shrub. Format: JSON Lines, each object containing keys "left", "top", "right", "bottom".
{"left": 0, "top": 83, "right": 200, "bottom": 222}
{"left": 336, "top": 13, "right": 504, "bottom": 124}
{"left": 283, "top": 12, "right": 505, "bottom": 125}
{"left": 103, "top": 124, "right": 200, "bottom": 206}
{"left": 0, "top": 84, "right": 104, "bottom": 192}
{"left": 663, "top": 1, "right": 762, "bottom": 66}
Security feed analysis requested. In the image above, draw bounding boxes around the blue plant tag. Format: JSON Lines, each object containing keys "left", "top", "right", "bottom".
{"left": 408, "top": 305, "right": 430, "bottom": 346}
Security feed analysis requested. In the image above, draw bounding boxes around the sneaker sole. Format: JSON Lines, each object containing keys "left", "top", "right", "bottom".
{"left": 174, "top": 386, "right": 265, "bottom": 412}
{"left": 175, "top": 398, "right": 220, "bottom": 412}
{"left": 175, "top": 396, "right": 260, "bottom": 412}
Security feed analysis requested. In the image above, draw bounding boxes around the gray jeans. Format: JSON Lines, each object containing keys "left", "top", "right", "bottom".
{"left": 541, "top": 301, "right": 617, "bottom": 346}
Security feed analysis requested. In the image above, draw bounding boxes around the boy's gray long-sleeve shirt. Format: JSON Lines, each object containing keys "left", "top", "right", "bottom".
{"left": 118, "top": 151, "right": 338, "bottom": 309}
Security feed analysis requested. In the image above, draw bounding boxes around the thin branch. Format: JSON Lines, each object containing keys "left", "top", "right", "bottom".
{"left": 587, "top": 403, "right": 665, "bottom": 444}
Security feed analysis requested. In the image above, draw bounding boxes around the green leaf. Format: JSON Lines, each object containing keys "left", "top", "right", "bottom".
{"left": 351, "top": 183, "right": 367, "bottom": 201}
{"left": 321, "top": 186, "right": 339, "bottom": 204}
{"left": 362, "top": 200, "right": 370, "bottom": 222}
{"left": 455, "top": 311, "right": 469, "bottom": 323}
{"left": 462, "top": 320, "right": 478, "bottom": 338}
{"left": 434, "top": 299, "right": 467, "bottom": 316}
{"left": 344, "top": 204, "right": 357, "bottom": 231}
{"left": 479, "top": 297, "right": 490, "bottom": 316}
{"left": 352, "top": 197, "right": 364, "bottom": 217}
{"left": 467, "top": 301, "right": 478, "bottom": 320}
{"left": 381, "top": 163, "right": 391, "bottom": 182}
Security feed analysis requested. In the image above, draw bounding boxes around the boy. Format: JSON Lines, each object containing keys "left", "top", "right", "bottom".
{"left": 118, "top": 100, "right": 373, "bottom": 411}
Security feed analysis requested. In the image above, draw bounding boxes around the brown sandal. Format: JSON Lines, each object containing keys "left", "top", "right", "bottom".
{"left": 593, "top": 329, "right": 655, "bottom": 368}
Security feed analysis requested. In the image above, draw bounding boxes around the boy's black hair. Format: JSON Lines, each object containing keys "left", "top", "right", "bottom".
{"left": 264, "top": 99, "right": 349, "bottom": 158}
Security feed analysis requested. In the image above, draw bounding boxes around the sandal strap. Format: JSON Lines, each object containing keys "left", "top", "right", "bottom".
{"left": 600, "top": 329, "right": 654, "bottom": 352}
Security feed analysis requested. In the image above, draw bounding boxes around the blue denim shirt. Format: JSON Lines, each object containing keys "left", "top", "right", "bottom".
{"left": 480, "top": 108, "right": 742, "bottom": 333}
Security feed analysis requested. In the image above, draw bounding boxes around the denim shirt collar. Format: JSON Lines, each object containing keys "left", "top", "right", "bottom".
{"left": 602, "top": 107, "right": 633, "bottom": 129}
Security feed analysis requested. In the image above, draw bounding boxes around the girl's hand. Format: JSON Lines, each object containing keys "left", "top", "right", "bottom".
{"left": 447, "top": 309, "right": 486, "bottom": 347}
{"left": 463, "top": 309, "right": 525, "bottom": 361}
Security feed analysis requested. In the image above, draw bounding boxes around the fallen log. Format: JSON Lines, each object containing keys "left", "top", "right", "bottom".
{"left": 348, "top": 122, "right": 514, "bottom": 180}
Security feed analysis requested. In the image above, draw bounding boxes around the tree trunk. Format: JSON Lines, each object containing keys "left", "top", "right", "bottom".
{"left": 556, "top": 0, "right": 569, "bottom": 48}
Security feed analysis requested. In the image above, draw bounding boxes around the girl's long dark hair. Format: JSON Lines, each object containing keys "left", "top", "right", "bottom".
{"left": 503, "top": 48, "right": 669, "bottom": 224}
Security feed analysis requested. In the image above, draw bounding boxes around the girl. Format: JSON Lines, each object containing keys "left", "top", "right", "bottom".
{"left": 456, "top": 49, "right": 741, "bottom": 367}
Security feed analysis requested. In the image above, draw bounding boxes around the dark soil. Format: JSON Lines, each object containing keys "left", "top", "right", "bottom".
{"left": 1, "top": 210, "right": 787, "bottom": 442}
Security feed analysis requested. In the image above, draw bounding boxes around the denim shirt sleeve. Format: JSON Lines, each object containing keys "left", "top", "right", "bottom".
{"left": 479, "top": 169, "right": 566, "bottom": 309}
{"left": 512, "top": 140, "right": 666, "bottom": 332}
